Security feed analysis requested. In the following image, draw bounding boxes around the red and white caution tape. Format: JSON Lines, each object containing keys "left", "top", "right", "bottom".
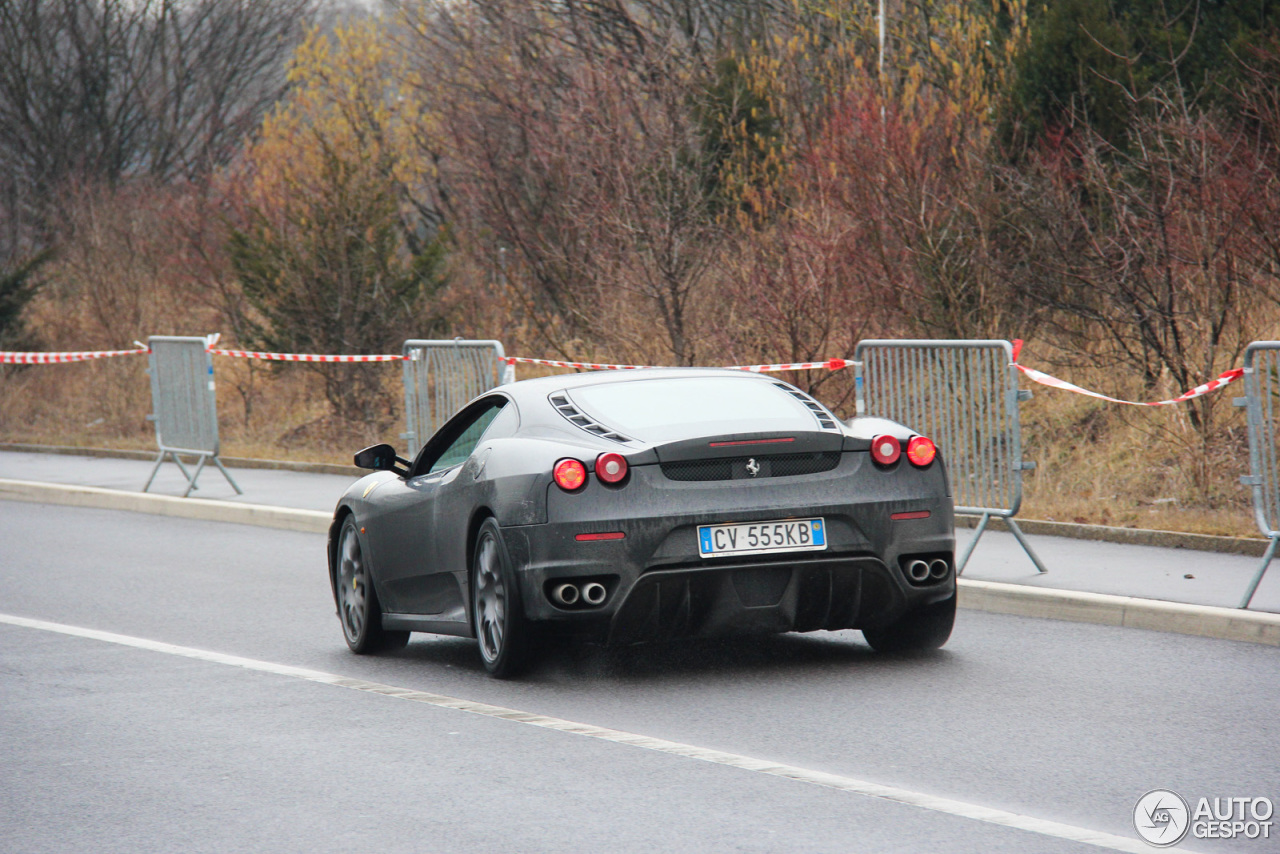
{"left": 503, "top": 355, "right": 852, "bottom": 373}
{"left": 1014, "top": 363, "right": 1242, "bottom": 406}
{"left": 0, "top": 339, "right": 857, "bottom": 372}
{"left": 0, "top": 346, "right": 149, "bottom": 365}
{"left": 208, "top": 348, "right": 405, "bottom": 363}
{"left": 0, "top": 337, "right": 1243, "bottom": 409}
{"left": 725, "top": 358, "right": 851, "bottom": 373}
{"left": 501, "top": 356, "right": 653, "bottom": 370}
{"left": 1010, "top": 339, "right": 1242, "bottom": 406}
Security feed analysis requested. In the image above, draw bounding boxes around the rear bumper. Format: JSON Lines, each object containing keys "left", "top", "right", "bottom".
{"left": 602, "top": 554, "right": 953, "bottom": 645}
{"left": 500, "top": 455, "right": 955, "bottom": 644}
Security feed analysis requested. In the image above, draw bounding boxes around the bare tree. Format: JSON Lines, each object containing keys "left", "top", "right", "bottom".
{"left": 1007, "top": 91, "right": 1279, "bottom": 448}
{"left": 398, "top": 0, "right": 729, "bottom": 365}
{"left": 0, "top": 0, "right": 313, "bottom": 260}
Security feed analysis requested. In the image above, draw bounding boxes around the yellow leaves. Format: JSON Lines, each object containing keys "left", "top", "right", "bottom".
{"left": 872, "top": 0, "right": 1029, "bottom": 145}
{"left": 247, "top": 17, "right": 427, "bottom": 216}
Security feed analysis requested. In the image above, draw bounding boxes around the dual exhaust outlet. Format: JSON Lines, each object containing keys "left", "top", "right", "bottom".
{"left": 906, "top": 558, "right": 950, "bottom": 583}
{"left": 552, "top": 581, "right": 607, "bottom": 607}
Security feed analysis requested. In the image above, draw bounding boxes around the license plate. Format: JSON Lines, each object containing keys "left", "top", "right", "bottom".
{"left": 697, "top": 518, "right": 826, "bottom": 558}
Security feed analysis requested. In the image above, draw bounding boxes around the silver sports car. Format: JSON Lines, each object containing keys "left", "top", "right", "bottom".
{"left": 328, "top": 368, "right": 956, "bottom": 677}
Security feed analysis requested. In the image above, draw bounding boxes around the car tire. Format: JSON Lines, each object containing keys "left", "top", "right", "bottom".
{"left": 334, "top": 516, "right": 409, "bottom": 653}
{"left": 862, "top": 592, "right": 956, "bottom": 653}
{"left": 471, "top": 517, "right": 534, "bottom": 678}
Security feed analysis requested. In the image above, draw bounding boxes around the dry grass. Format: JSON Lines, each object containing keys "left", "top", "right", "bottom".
{"left": 1015, "top": 362, "right": 1257, "bottom": 538}
{"left": 0, "top": 358, "right": 378, "bottom": 466}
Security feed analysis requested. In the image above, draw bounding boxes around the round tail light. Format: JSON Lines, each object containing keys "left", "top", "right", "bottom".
{"left": 595, "top": 452, "right": 628, "bottom": 484}
{"left": 553, "top": 458, "right": 587, "bottom": 491}
{"left": 906, "top": 435, "right": 937, "bottom": 467}
{"left": 870, "top": 434, "right": 901, "bottom": 466}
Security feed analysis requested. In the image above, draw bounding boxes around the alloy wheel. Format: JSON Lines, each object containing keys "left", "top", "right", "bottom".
{"left": 337, "top": 524, "right": 367, "bottom": 644}
{"left": 474, "top": 532, "right": 507, "bottom": 662}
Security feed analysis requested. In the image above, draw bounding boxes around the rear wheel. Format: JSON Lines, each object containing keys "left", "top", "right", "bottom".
{"left": 862, "top": 593, "right": 956, "bottom": 653}
{"left": 472, "top": 518, "right": 534, "bottom": 678}
{"left": 334, "top": 517, "right": 409, "bottom": 653}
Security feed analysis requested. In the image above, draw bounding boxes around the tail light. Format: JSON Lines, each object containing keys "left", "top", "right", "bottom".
{"left": 553, "top": 458, "right": 587, "bottom": 491}
{"left": 870, "top": 434, "right": 901, "bottom": 466}
{"left": 906, "top": 436, "right": 937, "bottom": 467}
{"left": 595, "top": 452, "right": 628, "bottom": 484}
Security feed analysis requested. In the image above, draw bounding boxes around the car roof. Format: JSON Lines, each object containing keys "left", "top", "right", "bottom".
{"left": 503, "top": 366, "right": 777, "bottom": 397}
{"left": 484, "top": 368, "right": 831, "bottom": 446}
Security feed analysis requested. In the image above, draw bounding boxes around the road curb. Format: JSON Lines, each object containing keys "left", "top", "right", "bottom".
{"left": 0, "top": 479, "right": 331, "bottom": 534}
{"left": 957, "top": 579, "right": 1280, "bottom": 646}
{"left": 4, "top": 478, "right": 1277, "bottom": 646}
{"left": 0, "top": 442, "right": 360, "bottom": 477}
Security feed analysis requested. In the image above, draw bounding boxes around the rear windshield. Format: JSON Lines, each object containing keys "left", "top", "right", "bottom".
{"left": 567, "top": 376, "right": 823, "bottom": 442}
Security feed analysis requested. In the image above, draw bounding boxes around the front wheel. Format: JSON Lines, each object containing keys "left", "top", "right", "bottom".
{"left": 472, "top": 518, "right": 534, "bottom": 678}
{"left": 862, "top": 593, "right": 956, "bottom": 653}
{"left": 334, "top": 517, "right": 409, "bottom": 653}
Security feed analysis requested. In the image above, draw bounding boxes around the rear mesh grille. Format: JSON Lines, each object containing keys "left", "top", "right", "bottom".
{"left": 770, "top": 453, "right": 842, "bottom": 477}
{"left": 661, "top": 452, "right": 840, "bottom": 481}
{"left": 663, "top": 459, "right": 734, "bottom": 481}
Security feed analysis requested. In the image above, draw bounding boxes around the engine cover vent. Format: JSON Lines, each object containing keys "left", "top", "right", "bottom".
{"left": 772, "top": 383, "right": 839, "bottom": 431}
{"left": 548, "top": 393, "right": 633, "bottom": 444}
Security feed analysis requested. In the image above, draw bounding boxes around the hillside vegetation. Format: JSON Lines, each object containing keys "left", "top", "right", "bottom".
{"left": 2, "top": 0, "right": 1279, "bottom": 536}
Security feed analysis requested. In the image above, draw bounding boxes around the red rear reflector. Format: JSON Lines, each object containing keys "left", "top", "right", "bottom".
{"left": 708, "top": 437, "right": 795, "bottom": 448}
{"left": 890, "top": 510, "right": 932, "bottom": 521}
{"left": 595, "top": 452, "right": 628, "bottom": 483}
{"left": 870, "top": 434, "right": 901, "bottom": 465}
{"left": 553, "top": 458, "right": 587, "bottom": 491}
{"left": 575, "top": 532, "right": 625, "bottom": 541}
{"left": 906, "top": 436, "right": 937, "bottom": 467}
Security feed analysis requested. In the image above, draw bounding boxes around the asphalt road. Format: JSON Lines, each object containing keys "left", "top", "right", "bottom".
{"left": 2, "top": 502, "right": 1277, "bottom": 853}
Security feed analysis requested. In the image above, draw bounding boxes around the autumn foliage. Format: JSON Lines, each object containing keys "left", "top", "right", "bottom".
{"left": 227, "top": 18, "right": 447, "bottom": 425}
{"left": 2, "top": 0, "right": 1280, "bottom": 526}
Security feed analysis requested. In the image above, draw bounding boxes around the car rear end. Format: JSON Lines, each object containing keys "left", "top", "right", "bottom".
{"left": 501, "top": 371, "right": 955, "bottom": 644}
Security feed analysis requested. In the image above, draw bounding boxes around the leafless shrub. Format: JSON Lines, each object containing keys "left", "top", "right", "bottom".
{"left": 0, "top": 0, "right": 313, "bottom": 260}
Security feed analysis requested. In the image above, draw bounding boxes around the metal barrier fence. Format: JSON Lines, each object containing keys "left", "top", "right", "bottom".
{"left": 1238, "top": 342, "right": 1280, "bottom": 608}
{"left": 402, "top": 339, "right": 514, "bottom": 453}
{"left": 855, "top": 339, "right": 1044, "bottom": 574}
{"left": 143, "top": 335, "right": 241, "bottom": 497}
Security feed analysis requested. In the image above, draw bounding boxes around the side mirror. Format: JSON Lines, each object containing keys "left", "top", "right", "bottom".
{"left": 354, "top": 444, "right": 409, "bottom": 475}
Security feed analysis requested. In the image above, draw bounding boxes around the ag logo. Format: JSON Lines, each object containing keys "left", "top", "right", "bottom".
{"left": 1134, "top": 789, "right": 1191, "bottom": 847}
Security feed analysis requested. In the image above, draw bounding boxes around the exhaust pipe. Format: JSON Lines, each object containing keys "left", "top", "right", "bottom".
{"left": 552, "top": 583, "right": 580, "bottom": 606}
{"left": 582, "top": 582, "right": 607, "bottom": 606}
{"left": 929, "top": 558, "right": 950, "bottom": 580}
{"left": 906, "top": 560, "right": 930, "bottom": 583}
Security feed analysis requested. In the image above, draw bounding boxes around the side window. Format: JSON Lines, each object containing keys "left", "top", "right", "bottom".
{"left": 477, "top": 401, "right": 520, "bottom": 442}
{"left": 418, "top": 398, "right": 518, "bottom": 476}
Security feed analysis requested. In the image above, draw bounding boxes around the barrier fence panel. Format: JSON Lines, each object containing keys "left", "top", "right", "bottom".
{"left": 402, "top": 339, "right": 514, "bottom": 454}
{"left": 854, "top": 339, "right": 1044, "bottom": 574}
{"left": 1238, "top": 342, "right": 1280, "bottom": 608}
{"left": 143, "top": 335, "right": 241, "bottom": 497}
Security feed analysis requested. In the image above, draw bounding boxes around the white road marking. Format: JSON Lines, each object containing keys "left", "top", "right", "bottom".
{"left": 1, "top": 612, "right": 1193, "bottom": 854}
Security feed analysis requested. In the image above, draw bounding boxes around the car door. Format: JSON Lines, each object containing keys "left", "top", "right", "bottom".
{"left": 365, "top": 396, "right": 512, "bottom": 617}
